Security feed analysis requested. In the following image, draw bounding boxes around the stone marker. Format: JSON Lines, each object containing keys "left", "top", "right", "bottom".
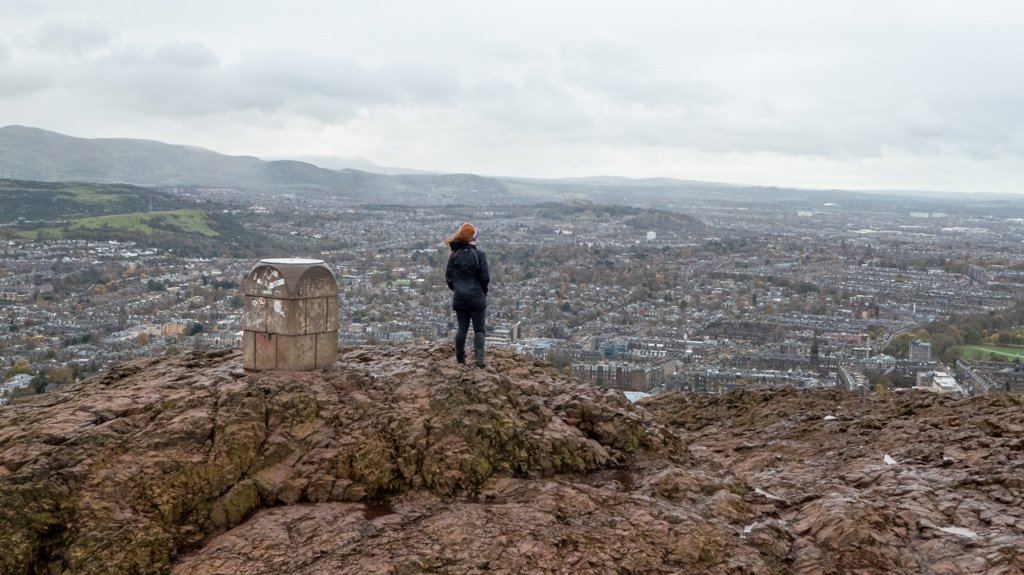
{"left": 242, "top": 258, "right": 339, "bottom": 371}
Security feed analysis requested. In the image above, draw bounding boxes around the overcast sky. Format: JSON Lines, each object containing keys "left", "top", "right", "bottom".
{"left": 1, "top": 1, "right": 1022, "bottom": 192}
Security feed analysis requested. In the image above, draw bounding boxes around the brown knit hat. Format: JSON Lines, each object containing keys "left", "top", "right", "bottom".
{"left": 445, "top": 223, "right": 476, "bottom": 245}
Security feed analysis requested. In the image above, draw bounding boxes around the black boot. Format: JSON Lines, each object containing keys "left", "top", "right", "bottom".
{"left": 474, "top": 331, "right": 486, "bottom": 368}
{"left": 455, "top": 333, "right": 466, "bottom": 364}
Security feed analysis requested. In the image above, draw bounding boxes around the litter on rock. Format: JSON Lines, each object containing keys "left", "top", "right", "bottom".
{"left": 938, "top": 526, "right": 977, "bottom": 538}
{"left": 823, "top": 415, "right": 836, "bottom": 420}
{"left": 754, "top": 487, "right": 783, "bottom": 500}
{"left": 883, "top": 454, "right": 897, "bottom": 465}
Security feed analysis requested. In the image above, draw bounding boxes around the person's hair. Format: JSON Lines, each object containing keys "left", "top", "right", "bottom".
{"left": 444, "top": 223, "right": 476, "bottom": 245}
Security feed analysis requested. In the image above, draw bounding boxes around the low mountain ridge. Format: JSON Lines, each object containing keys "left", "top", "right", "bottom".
{"left": 0, "top": 126, "right": 513, "bottom": 202}
{"left": 9, "top": 125, "right": 1020, "bottom": 214}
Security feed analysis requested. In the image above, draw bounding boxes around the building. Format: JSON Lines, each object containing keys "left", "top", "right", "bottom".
{"left": 0, "top": 291, "right": 20, "bottom": 301}
{"left": 909, "top": 340, "right": 931, "bottom": 362}
{"left": 485, "top": 323, "right": 520, "bottom": 349}
{"left": 570, "top": 359, "right": 668, "bottom": 391}
{"left": 667, "top": 367, "right": 822, "bottom": 394}
{"left": 916, "top": 371, "right": 964, "bottom": 396}
{"left": 338, "top": 274, "right": 371, "bottom": 287}
{"left": 162, "top": 321, "right": 188, "bottom": 337}
{"left": 956, "top": 360, "right": 1024, "bottom": 396}
{"left": 387, "top": 331, "right": 413, "bottom": 345}
{"left": 838, "top": 363, "right": 870, "bottom": 393}
{"left": 1, "top": 373, "right": 33, "bottom": 391}
{"left": 599, "top": 337, "right": 629, "bottom": 359}
{"left": 199, "top": 331, "right": 243, "bottom": 348}
{"left": 853, "top": 301, "right": 880, "bottom": 320}
{"left": 410, "top": 322, "right": 443, "bottom": 340}
{"left": 571, "top": 332, "right": 596, "bottom": 351}
{"left": 111, "top": 323, "right": 163, "bottom": 342}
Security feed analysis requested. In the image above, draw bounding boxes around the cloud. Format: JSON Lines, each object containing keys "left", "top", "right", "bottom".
{"left": 0, "top": 1, "right": 1022, "bottom": 191}
{"left": 31, "top": 21, "right": 111, "bottom": 55}
{"left": 0, "top": 39, "right": 52, "bottom": 98}
{"left": 19, "top": 37, "right": 1024, "bottom": 167}
{"left": 64, "top": 45, "right": 466, "bottom": 121}
{"left": 152, "top": 41, "right": 218, "bottom": 68}
{"left": 0, "top": 65, "right": 53, "bottom": 98}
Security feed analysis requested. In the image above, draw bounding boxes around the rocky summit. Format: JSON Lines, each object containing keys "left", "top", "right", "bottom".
{"left": 0, "top": 346, "right": 1021, "bottom": 575}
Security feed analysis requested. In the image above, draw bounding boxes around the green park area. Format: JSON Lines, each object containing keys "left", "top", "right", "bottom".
{"left": 962, "top": 344, "right": 1024, "bottom": 361}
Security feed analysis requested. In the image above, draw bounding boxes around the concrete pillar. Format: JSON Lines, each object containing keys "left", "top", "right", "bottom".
{"left": 242, "top": 258, "right": 339, "bottom": 371}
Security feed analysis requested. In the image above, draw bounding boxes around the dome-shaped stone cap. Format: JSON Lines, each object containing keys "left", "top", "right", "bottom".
{"left": 244, "top": 259, "right": 338, "bottom": 299}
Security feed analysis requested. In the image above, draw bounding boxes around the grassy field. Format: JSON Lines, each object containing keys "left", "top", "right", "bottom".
{"left": 0, "top": 179, "right": 134, "bottom": 204}
{"left": 962, "top": 344, "right": 1024, "bottom": 361}
{"left": 23, "top": 209, "right": 219, "bottom": 239}
{"left": 51, "top": 184, "right": 131, "bottom": 204}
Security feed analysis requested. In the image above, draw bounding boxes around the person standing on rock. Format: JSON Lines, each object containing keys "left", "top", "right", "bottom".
{"left": 445, "top": 223, "right": 490, "bottom": 367}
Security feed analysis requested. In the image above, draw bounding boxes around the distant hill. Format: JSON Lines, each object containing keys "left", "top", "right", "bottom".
{"left": 0, "top": 179, "right": 284, "bottom": 257}
{"left": 508, "top": 201, "right": 710, "bottom": 237}
{"left": 500, "top": 176, "right": 1024, "bottom": 216}
{"left": 4, "top": 125, "right": 1020, "bottom": 214}
{"left": 0, "top": 126, "right": 511, "bottom": 202}
{"left": 0, "top": 179, "right": 187, "bottom": 222}
{"left": 280, "top": 155, "right": 439, "bottom": 176}
{"left": 18, "top": 208, "right": 277, "bottom": 258}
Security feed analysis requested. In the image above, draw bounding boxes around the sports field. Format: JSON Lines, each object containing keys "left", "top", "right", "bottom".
{"left": 963, "top": 344, "right": 1024, "bottom": 361}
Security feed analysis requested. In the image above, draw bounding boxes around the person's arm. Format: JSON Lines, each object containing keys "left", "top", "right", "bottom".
{"left": 445, "top": 252, "right": 455, "bottom": 291}
{"left": 479, "top": 252, "right": 490, "bottom": 295}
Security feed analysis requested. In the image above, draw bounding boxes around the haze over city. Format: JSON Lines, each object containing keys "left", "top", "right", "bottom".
{"left": 2, "top": 0, "right": 1023, "bottom": 192}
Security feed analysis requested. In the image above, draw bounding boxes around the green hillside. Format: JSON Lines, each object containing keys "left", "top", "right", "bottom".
{"left": 17, "top": 208, "right": 283, "bottom": 258}
{"left": 24, "top": 209, "right": 219, "bottom": 239}
{"left": 0, "top": 177, "right": 295, "bottom": 257}
{"left": 0, "top": 179, "right": 183, "bottom": 222}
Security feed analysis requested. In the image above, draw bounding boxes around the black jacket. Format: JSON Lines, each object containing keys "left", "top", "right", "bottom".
{"left": 445, "top": 240, "right": 489, "bottom": 311}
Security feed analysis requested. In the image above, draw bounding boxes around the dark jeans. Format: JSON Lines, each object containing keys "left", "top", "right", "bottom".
{"left": 455, "top": 308, "right": 486, "bottom": 365}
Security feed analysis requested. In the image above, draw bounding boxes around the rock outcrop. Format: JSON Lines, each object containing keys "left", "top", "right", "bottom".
{"left": 0, "top": 346, "right": 1021, "bottom": 574}
{"left": 646, "top": 387, "right": 1024, "bottom": 575}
